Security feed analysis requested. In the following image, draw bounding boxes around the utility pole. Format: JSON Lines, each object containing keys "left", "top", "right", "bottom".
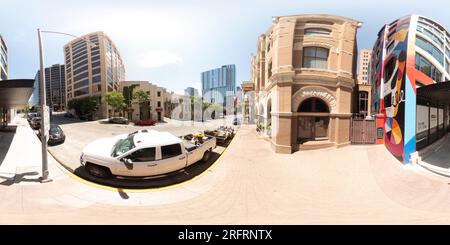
{"left": 37, "top": 28, "right": 51, "bottom": 183}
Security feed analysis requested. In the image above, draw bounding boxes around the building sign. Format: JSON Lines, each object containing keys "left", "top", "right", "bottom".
{"left": 377, "top": 127, "right": 384, "bottom": 139}
{"left": 416, "top": 105, "right": 428, "bottom": 134}
{"left": 298, "top": 87, "right": 337, "bottom": 112}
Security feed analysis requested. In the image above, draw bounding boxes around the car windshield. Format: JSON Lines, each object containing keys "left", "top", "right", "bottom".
{"left": 49, "top": 126, "right": 61, "bottom": 134}
{"left": 112, "top": 135, "right": 136, "bottom": 157}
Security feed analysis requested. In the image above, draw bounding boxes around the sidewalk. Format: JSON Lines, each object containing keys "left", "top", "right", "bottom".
{"left": 0, "top": 116, "right": 42, "bottom": 180}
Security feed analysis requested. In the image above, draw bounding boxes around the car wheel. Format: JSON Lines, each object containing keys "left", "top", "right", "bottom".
{"left": 201, "top": 149, "right": 212, "bottom": 162}
{"left": 85, "top": 163, "right": 112, "bottom": 178}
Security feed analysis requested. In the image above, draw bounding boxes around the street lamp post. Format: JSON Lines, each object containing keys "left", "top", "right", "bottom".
{"left": 37, "top": 28, "right": 51, "bottom": 183}
{"left": 37, "top": 29, "right": 96, "bottom": 183}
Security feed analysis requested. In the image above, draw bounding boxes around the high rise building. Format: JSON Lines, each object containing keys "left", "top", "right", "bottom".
{"left": 252, "top": 14, "right": 361, "bottom": 153}
{"left": 355, "top": 49, "right": 373, "bottom": 118}
{"left": 64, "top": 31, "right": 125, "bottom": 118}
{"left": 0, "top": 35, "right": 7, "bottom": 81}
{"left": 370, "top": 15, "right": 450, "bottom": 164}
{"left": 33, "top": 64, "right": 65, "bottom": 110}
{"left": 184, "top": 86, "right": 198, "bottom": 97}
{"left": 357, "top": 49, "right": 372, "bottom": 85}
{"left": 201, "top": 64, "right": 236, "bottom": 112}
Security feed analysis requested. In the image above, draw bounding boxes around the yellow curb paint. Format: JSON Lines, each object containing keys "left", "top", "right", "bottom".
{"left": 50, "top": 128, "right": 240, "bottom": 193}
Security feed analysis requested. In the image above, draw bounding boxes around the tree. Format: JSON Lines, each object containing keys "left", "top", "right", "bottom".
{"left": 67, "top": 96, "right": 99, "bottom": 116}
{"left": 122, "top": 85, "right": 138, "bottom": 120}
{"left": 133, "top": 89, "right": 151, "bottom": 120}
{"left": 105, "top": 92, "right": 125, "bottom": 117}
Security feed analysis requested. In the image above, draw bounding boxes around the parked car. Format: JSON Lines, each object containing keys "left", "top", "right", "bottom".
{"left": 64, "top": 112, "right": 75, "bottom": 118}
{"left": 30, "top": 117, "right": 42, "bottom": 130}
{"left": 204, "top": 126, "right": 235, "bottom": 143}
{"left": 108, "top": 117, "right": 129, "bottom": 124}
{"left": 79, "top": 114, "right": 93, "bottom": 121}
{"left": 135, "top": 119, "right": 156, "bottom": 126}
{"left": 233, "top": 117, "right": 241, "bottom": 126}
{"left": 38, "top": 125, "right": 66, "bottom": 145}
{"left": 80, "top": 130, "right": 216, "bottom": 178}
{"left": 27, "top": 113, "right": 39, "bottom": 122}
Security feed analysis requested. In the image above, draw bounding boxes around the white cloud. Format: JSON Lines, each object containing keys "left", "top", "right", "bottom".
{"left": 138, "top": 50, "right": 183, "bottom": 68}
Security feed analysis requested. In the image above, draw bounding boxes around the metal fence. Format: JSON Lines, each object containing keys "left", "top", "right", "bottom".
{"left": 350, "top": 119, "right": 376, "bottom": 144}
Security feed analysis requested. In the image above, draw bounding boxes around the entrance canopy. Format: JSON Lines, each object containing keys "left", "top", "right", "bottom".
{"left": 0, "top": 79, "right": 34, "bottom": 109}
{"left": 417, "top": 82, "right": 450, "bottom": 103}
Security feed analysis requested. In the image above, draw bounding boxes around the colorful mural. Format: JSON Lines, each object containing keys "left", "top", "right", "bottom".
{"left": 371, "top": 15, "right": 450, "bottom": 164}
{"left": 381, "top": 17, "right": 410, "bottom": 162}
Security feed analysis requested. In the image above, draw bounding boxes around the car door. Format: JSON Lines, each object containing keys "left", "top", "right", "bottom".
{"left": 156, "top": 143, "right": 186, "bottom": 174}
{"left": 116, "top": 147, "right": 158, "bottom": 176}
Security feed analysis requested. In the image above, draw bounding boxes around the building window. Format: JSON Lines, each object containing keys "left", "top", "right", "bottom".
{"left": 268, "top": 61, "right": 272, "bottom": 78}
{"left": 416, "top": 36, "right": 444, "bottom": 65}
{"left": 157, "top": 101, "right": 161, "bottom": 107}
{"left": 304, "top": 28, "right": 331, "bottom": 36}
{"left": 74, "top": 87, "right": 89, "bottom": 97}
{"left": 92, "top": 68, "right": 101, "bottom": 75}
{"left": 384, "top": 57, "right": 397, "bottom": 82}
{"left": 157, "top": 91, "right": 161, "bottom": 97}
{"left": 303, "top": 47, "right": 329, "bottom": 69}
{"left": 92, "top": 75, "right": 101, "bottom": 83}
{"left": 415, "top": 53, "right": 442, "bottom": 82}
{"left": 358, "top": 91, "right": 369, "bottom": 116}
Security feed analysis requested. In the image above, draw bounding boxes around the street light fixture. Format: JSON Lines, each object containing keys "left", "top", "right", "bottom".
{"left": 37, "top": 28, "right": 97, "bottom": 183}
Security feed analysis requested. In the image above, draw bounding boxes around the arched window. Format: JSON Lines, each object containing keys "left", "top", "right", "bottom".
{"left": 298, "top": 98, "right": 329, "bottom": 113}
{"left": 303, "top": 47, "right": 329, "bottom": 69}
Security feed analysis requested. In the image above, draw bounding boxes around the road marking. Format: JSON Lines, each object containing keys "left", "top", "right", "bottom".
{"left": 50, "top": 128, "right": 239, "bottom": 193}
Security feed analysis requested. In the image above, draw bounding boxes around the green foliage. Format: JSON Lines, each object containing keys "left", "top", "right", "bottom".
{"left": 67, "top": 96, "right": 99, "bottom": 116}
{"left": 133, "top": 89, "right": 151, "bottom": 119}
{"left": 105, "top": 92, "right": 125, "bottom": 116}
{"left": 133, "top": 89, "right": 150, "bottom": 106}
{"left": 123, "top": 84, "right": 139, "bottom": 108}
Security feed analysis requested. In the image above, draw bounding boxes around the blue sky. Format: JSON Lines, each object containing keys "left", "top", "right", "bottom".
{"left": 1, "top": 0, "right": 450, "bottom": 94}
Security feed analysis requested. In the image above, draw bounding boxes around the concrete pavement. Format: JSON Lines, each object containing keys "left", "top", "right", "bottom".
{"left": 4, "top": 115, "right": 450, "bottom": 223}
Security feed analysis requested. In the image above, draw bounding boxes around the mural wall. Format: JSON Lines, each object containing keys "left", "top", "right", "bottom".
{"left": 381, "top": 17, "right": 411, "bottom": 162}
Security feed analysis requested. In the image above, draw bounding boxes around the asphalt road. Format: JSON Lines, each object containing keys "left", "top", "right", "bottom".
{"left": 46, "top": 114, "right": 237, "bottom": 188}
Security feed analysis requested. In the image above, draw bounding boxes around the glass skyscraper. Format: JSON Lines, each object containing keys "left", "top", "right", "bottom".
{"left": 0, "top": 35, "right": 7, "bottom": 81}
{"left": 201, "top": 64, "right": 236, "bottom": 112}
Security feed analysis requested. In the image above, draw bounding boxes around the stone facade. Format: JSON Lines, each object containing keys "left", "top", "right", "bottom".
{"left": 119, "top": 81, "right": 170, "bottom": 122}
{"left": 251, "top": 14, "right": 361, "bottom": 153}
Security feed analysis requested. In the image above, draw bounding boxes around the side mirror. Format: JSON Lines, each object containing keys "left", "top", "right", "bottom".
{"left": 121, "top": 158, "right": 133, "bottom": 170}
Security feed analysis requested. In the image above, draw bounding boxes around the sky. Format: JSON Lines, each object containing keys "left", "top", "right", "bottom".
{"left": 2, "top": 0, "right": 450, "bottom": 94}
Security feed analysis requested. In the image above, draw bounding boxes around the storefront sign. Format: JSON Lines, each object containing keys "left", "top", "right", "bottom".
{"left": 299, "top": 88, "right": 337, "bottom": 111}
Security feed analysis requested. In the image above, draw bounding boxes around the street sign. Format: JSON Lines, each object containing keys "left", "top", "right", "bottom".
{"left": 43, "top": 105, "right": 50, "bottom": 135}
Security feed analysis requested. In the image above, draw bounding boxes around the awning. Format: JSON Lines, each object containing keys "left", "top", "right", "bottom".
{"left": 0, "top": 79, "right": 34, "bottom": 109}
{"left": 417, "top": 81, "right": 450, "bottom": 104}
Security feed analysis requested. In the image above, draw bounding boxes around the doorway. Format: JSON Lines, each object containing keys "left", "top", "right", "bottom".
{"left": 157, "top": 112, "right": 162, "bottom": 121}
{"left": 297, "top": 97, "right": 330, "bottom": 142}
{"left": 298, "top": 116, "right": 329, "bottom": 141}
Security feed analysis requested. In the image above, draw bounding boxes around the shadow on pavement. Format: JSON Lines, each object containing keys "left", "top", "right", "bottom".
{"left": 0, "top": 126, "right": 17, "bottom": 167}
{"left": 0, "top": 171, "right": 40, "bottom": 186}
{"left": 49, "top": 114, "right": 90, "bottom": 126}
{"left": 73, "top": 151, "right": 221, "bottom": 189}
